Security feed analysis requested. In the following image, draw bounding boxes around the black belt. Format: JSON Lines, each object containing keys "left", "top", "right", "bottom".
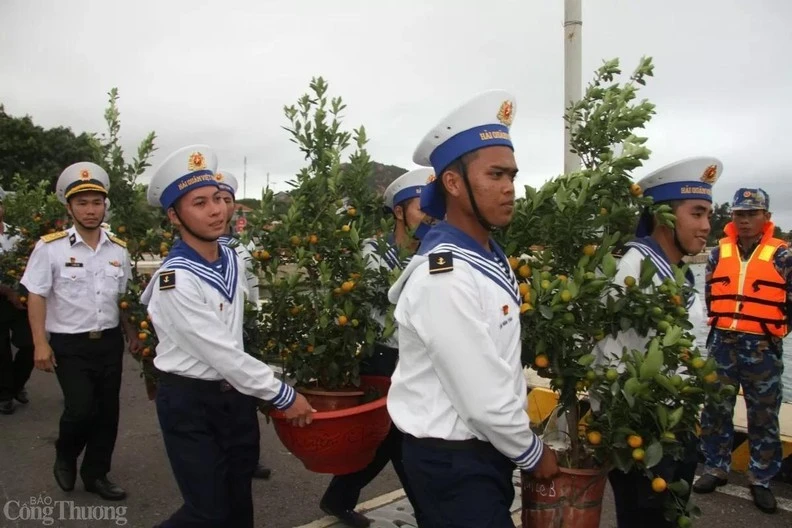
{"left": 50, "top": 326, "right": 120, "bottom": 340}
{"left": 404, "top": 433, "right": 491, "bottom": 451}
{"left": 158, "top": 371, "right": 235, "bottom": 393}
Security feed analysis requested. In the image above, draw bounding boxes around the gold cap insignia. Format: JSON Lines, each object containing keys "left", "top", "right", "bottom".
{"left": 744, "top": 190, "right": 752, "bottom": 198}
{"left": 79, "top": 169, "right": 91, "bottom": 180}
{"left": 215, "top": 172, "right": 225, "bottom": 182}
{"left": 188, "top": 152, "right": 206, "bottom": 171}
{"left": 426, "top": 173, "right": 436, "bottom": 184}
{"left": 497, "top": 100, "right": 514, "bottom": 126}
{"left": 700, "top": 164, "right": 718, "bottom": 184}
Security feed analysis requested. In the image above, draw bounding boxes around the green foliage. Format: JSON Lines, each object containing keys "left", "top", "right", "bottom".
{"left": 0, "top": 104, "right": 97, "bottom": 190}
{"left": 501, "top": 58, "right": 724, "bottom": 526}
{"left": 245, "top": 77, "right": 390, "bottom": 390}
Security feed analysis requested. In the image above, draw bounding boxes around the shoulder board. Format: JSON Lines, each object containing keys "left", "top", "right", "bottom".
{"left": 40, "top": 231, "right": 69, "bottom": 243}
{"left": 108, "top": 235, "right": 127, "bottom": 248}
{"left": 159, "top": 270, "right": 176, "bottom": 291}
{"left": 428, "top": 251, "right": 453, "bottom": 274}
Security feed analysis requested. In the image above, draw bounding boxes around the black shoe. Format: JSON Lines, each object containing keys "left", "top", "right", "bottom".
{"left": 0, "top": 400, "right": 13, "bottom": 415}
{"left": 53, "top": 456, "right": 76, "bottom": 491}
{"left": 750, "top": 485, "right": 777, "bottom": 514}
{"left": 692, "top": 474, "right": 727, "bottom": 494}
{"left": 14, "top": 388, "right": 29, "bottom": 404}
{"left": 253, "top": 464, "right": 272, "bottom": 480}
{"left": 84, "top": 477, "right": 127, "bottom": 501}
{"left": 320, "top": 501, "right": 371, "bottom": 528}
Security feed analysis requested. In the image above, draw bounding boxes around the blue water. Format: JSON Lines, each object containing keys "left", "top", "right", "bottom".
{"left": 691, "top": 264, "right": 792, "bottom": 402}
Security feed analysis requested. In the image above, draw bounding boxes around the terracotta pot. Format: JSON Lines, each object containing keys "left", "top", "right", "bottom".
{"left": 521, "top": 466, "right": 608, "bottom": 528}
{"left": 269, "top": 375, "right": 391, "bottom": 475}
{"left": 297, "top": 386, "right": 365, "bottom": 412}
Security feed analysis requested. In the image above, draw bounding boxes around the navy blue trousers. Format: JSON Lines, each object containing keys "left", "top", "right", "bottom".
{"left": 402, "top": 437, "right": 516, "bottom": 528}
{"left": 156, "top": 374, "right": 260, "bottom": 528}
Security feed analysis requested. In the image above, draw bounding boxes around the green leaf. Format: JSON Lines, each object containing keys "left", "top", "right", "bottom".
{"left": 662, "top": 325, "right": 682, "bottom": 347}
{"left": 656, "top": 405, "right": 668, "bottom": 430}
{"left": 643, "top": 440, "right": 664, "bottom": 468}
{"left": 669, "top": 479, "right": 691, "bottom": 497}
{"left": 539, "top": 305, "right": 554, "bottom": 320}
{"left": 667, "top": 406, "right": 684, "bottom": 429}
{"left": 602, "top": 253, "right": 618, "bottom": 278}
{"left": 639, "top": 338, "right": 663, "bottom": 381}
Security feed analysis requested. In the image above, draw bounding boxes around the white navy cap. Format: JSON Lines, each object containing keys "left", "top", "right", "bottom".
{"left": 147, "top": 145, "right": 219, "bottom": 209}
{"left": 413, "top": 90, "right": 516, "bottom": 219}
{"left": 56, "top": 162, "right": 110, "bottom": 204}
{"left": 635, "top": 156, "right": 721, "bottom": 236}
{"left": 215, "top": 169, "right": 238, "bottom": 195}
{"left": 383, "top": 168, "right": 434, "bottom": 212}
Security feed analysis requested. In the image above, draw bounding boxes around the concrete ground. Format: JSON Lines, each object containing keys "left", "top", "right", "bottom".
{"left": 1, "top": 352, "right": 792, "bottom": 527}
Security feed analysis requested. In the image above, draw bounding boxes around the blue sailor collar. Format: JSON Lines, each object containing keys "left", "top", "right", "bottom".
{"left": 366, "top": 234, "right": 404, "bottom": 271}
{"left": 624, "top": 236, "right": 696, "bottom": 308}
{"left": 162, "top": 239, "right": 239, "bottom": 302}
{"left": 419, "top": 222, "right": 520, "bottom": 304}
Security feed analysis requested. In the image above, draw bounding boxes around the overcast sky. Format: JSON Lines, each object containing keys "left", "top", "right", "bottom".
{"left": 2, "top": 0, "right": 791, "bottom": 226}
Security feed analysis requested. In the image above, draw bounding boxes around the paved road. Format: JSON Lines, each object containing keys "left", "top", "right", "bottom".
{"left": 0, "top": 353, "right": 401, "bottom": 527}
{"left": 2, "top": 352, "right": 792, "bottom": 527}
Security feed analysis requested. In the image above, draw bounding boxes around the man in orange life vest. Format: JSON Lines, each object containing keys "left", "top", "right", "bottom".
{"left": 695, "top": 188, "right": 789, "bottom": 514}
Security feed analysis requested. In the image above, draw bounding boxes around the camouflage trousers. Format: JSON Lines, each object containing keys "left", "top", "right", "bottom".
{"left": 700, "top": 329, "right": 784, "bottom": 485}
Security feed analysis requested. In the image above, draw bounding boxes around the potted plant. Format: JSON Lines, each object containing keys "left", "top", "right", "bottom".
{"left": 244, "top": 78, "right": 397, "bottom": 475}
{"left": 501, "top": 58, "right": 731, "bottom": 527}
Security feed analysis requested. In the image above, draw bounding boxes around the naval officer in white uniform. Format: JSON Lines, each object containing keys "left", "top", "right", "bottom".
{"left": 387, "top": 91, "right": 558, "bottom": 527}
{"left": 141, "top": 145, "right": 313, "bottom": 528}
{"left": 21, "top": 162, "right": 138, "bottom": 500}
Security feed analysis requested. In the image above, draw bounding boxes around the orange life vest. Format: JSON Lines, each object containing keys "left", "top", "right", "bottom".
{"left": 708, "top": 222, "right": 788, "bottom": 337}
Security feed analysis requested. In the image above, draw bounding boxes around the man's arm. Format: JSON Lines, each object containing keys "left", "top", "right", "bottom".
{"left": 27, "top": 293, "right": 55, "bottom": 371}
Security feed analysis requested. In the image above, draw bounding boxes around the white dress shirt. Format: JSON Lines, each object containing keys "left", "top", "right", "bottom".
{"left": 386, "top": 223, "right": 544, "bottom": 472}
{"left": 141, "top": 244, "right": 294, "bottom": 409}
{"left": 20, "top": 226, "right": 130, "bottom": 333}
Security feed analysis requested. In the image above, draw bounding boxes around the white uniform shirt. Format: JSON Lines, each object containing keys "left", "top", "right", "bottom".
{"left": 362, "top": 236, "right": 403, "bottom": 349}
{"left": 0, "top": 222, "right": 20, "bottom": 253}
{"left": 141, "top": 242, "right": 293, "bottom": 409}
{"left": 387, "top": 223, "right": 544, "bottom": 471}
{"left": 20, "top": 227, "right": 130, "bottom": 333}
{"left": 595, "top": 238, "right": 707, "bottom": 366}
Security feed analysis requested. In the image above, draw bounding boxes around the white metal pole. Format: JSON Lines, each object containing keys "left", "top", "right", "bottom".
{"left": 564, "top": 0, "right": 582, "bottom": 174}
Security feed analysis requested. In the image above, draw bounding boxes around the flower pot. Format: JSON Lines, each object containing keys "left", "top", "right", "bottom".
{"left": 521, "top": 466, "right": 608, "bottom": 528}
{"left": 269, "top": 375, "right": 392, "bottom": 475}
{"left": 297, "top": 386, "right": 365, "bottom": 412}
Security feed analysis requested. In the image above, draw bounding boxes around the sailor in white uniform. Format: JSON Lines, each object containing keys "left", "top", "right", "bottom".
{"left": 387, "top": 91, "right": 558, "bottom": 527}
{"left": 319, "top": 168, "right": 434, "bottom": 528}
{"left": 596, "top": 157, "right": 719, "bottom": 528}
{"left": 141, "top": 145, "right": 314, "bottom": 528}
{"left": 215, "top": 170, "right": 259, "bottom": 304}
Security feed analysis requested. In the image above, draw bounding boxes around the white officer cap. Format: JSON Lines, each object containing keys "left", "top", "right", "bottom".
{"left": 147, "top": 145, "right": 219, "bottom": 209}
{"left": 636, "top": 156, "right": 721, "bottom": 204}
{"left": 634, "top": 156, "right": 722, "bottom": 236}
{"left": 55, "top": 162, "right": 110, "bottom": 204}
{"left": 215, "top": 169, "right": 238, "bottom": 196}
{"left": 383, "top": 168, "right": 434, "bottom": 213}
{"left": 413, "top": 90, "right": 516, "bottom": 219}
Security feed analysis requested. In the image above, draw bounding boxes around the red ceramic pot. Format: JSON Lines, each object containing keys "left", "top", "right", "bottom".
{"left": 269, "top": 375, "right": 392, "bottom": 475}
